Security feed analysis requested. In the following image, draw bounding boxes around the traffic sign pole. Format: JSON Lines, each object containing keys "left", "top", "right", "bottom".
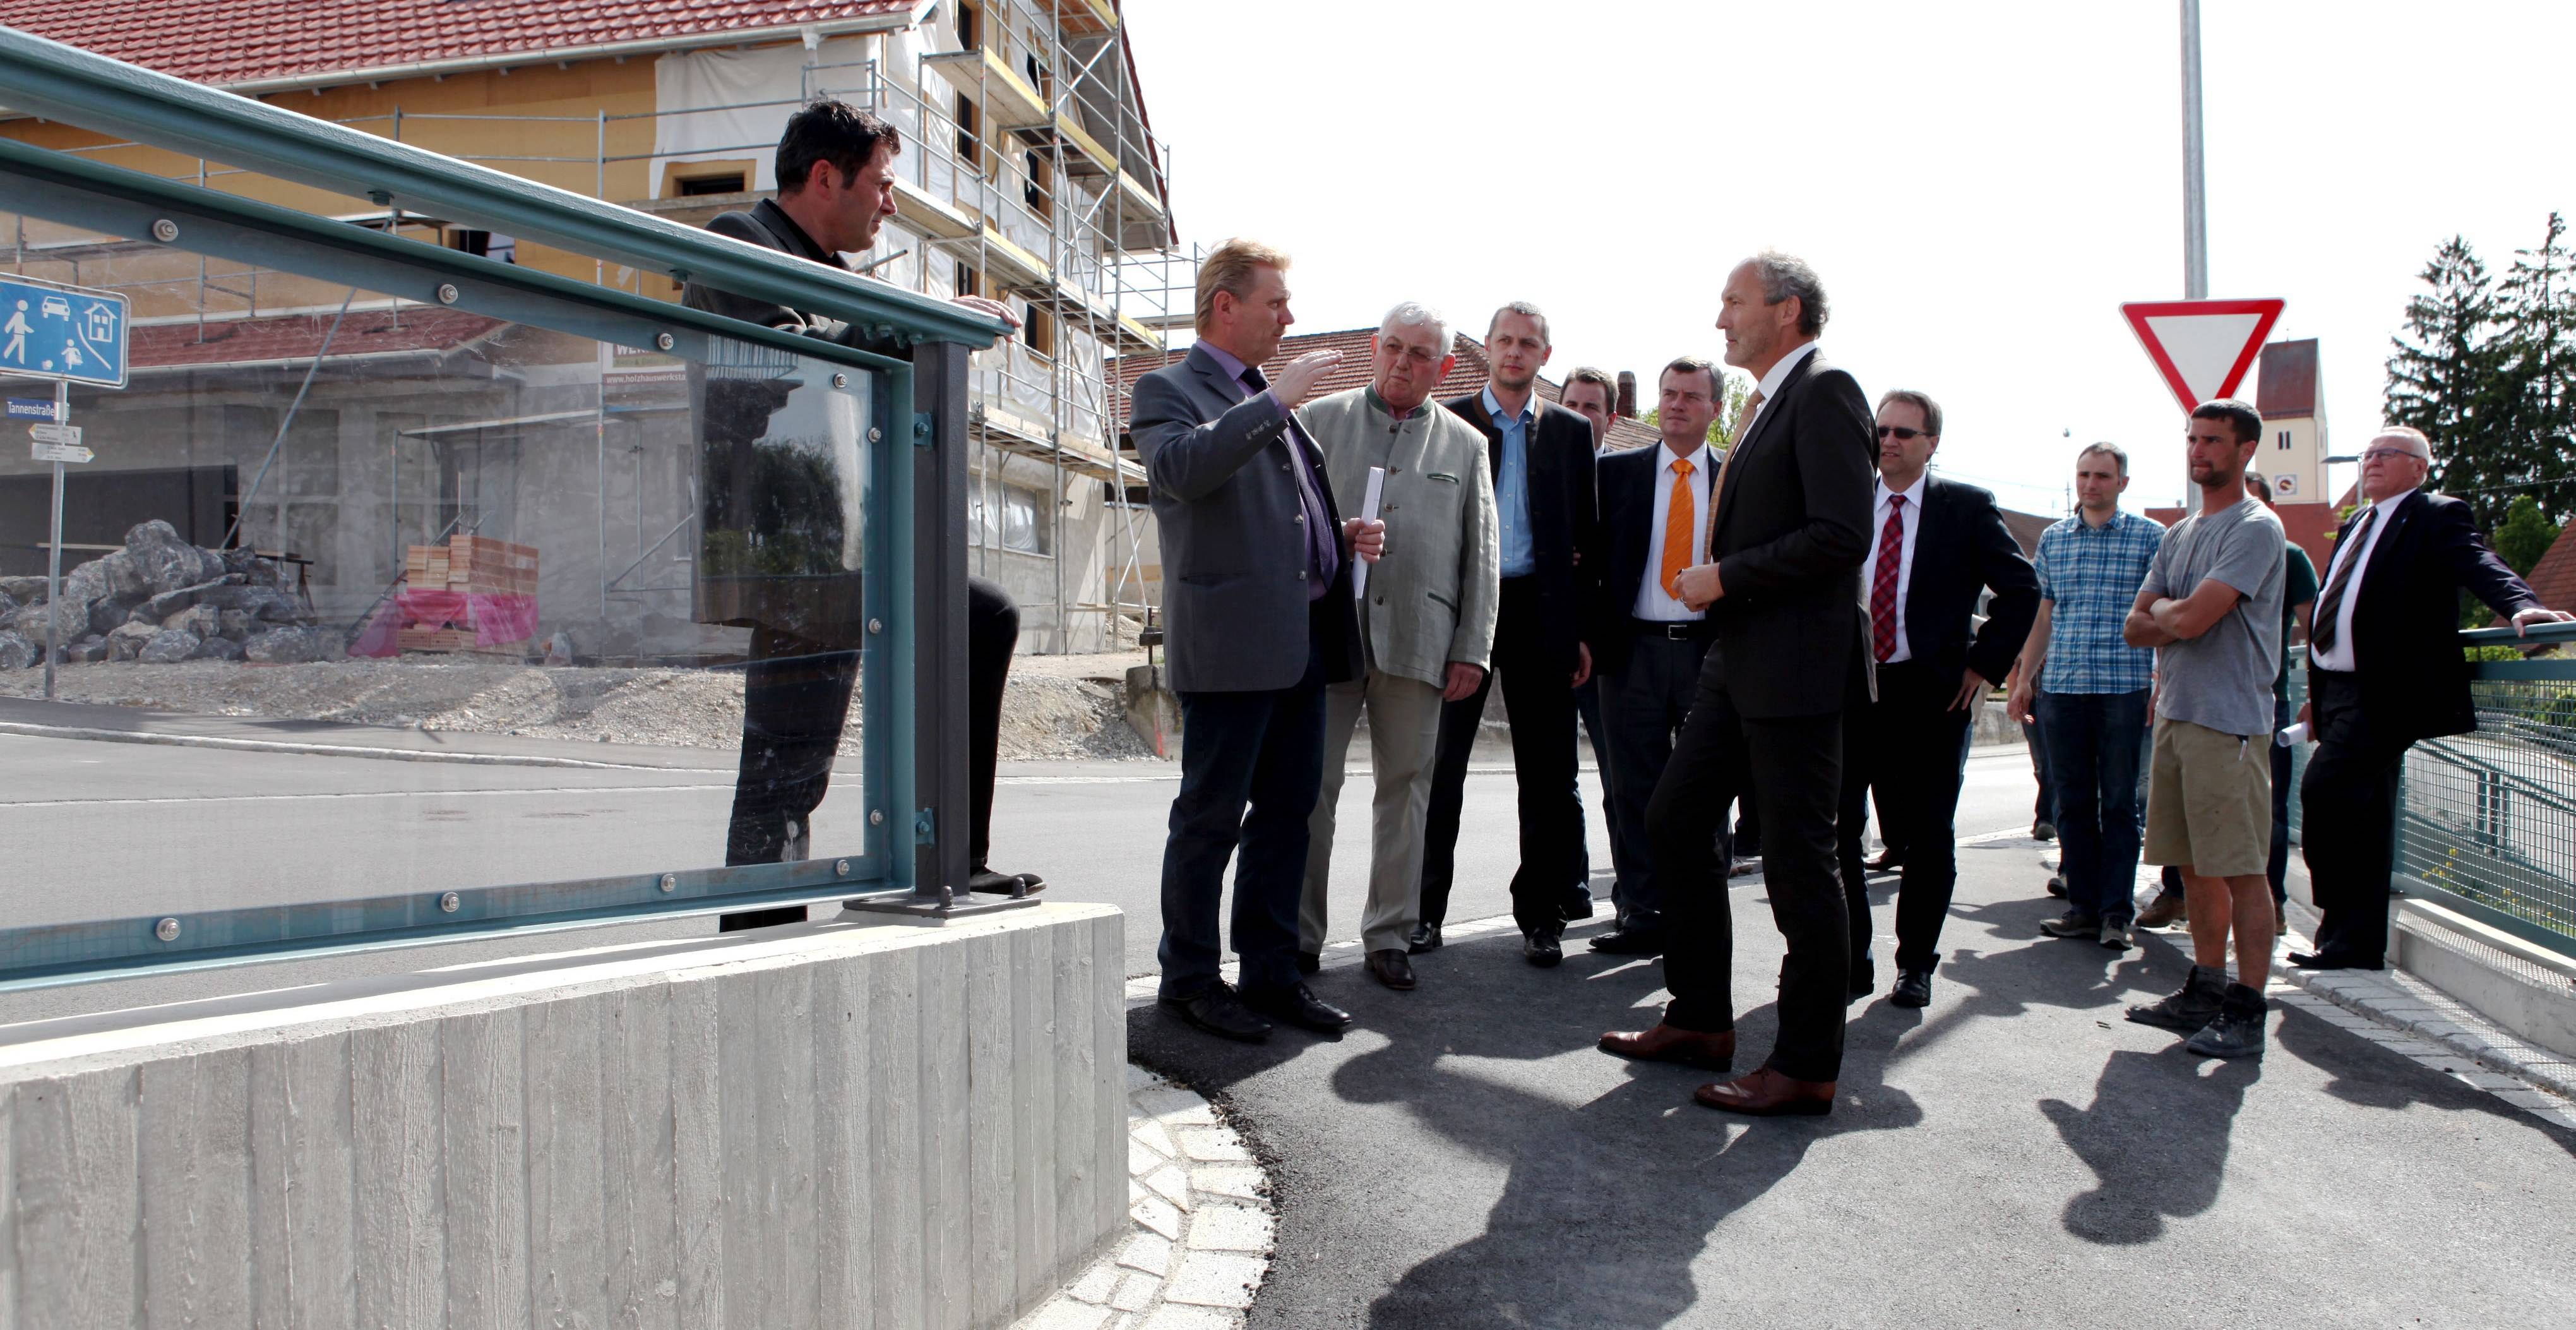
{"left": 43, "top": 378, "right": 64, "bottom": 701}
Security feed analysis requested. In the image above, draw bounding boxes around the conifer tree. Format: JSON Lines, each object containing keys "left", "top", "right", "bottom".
{"left": 2384, "top": 237, "right": 2515, "bottom": 522}
{"left": 2493, "top": 212, "right": 2576, "bottom": 524}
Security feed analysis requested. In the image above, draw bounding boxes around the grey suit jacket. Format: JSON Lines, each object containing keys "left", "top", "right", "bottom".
{"left": 1296, "top": 386, "right": 1499, "bottom": 688}
{"left": 1131, "top": 345, "right": 1363, "bottom": 693}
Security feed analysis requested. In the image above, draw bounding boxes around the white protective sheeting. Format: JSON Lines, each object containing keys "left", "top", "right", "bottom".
{"left": 650, "top": 36, "right": 877, "bottom": 198}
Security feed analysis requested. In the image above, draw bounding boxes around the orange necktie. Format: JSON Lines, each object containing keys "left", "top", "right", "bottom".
{"left": 1661, "top": 456, "right": 1697, "bottom": 599}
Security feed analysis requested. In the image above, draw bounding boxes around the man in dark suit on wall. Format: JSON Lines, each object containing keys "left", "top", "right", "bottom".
{"left": 681, "top": 99, "right": 1040, "bottom": 930}
{"left": 1600, "top": 252, "right": 1874, "bottom": 1117}
{"left": 1416, "top": 303, "right": 1602, "bottom": 966}
{"left": 1835, "top": 389, "right": 2037, "bottom": 1009}
{"left": 1585, "top": 357, "right": 1727, "bottom": 956}
{"left": 2293, "top": 425, "right": 2568, "bottom": 971}
{"left": 1130, "top": 238, "right": 1385, "bottom": 1043}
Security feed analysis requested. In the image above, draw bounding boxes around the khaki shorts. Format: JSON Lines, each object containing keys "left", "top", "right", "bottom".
{"left": 2144, "top": 717, "right": 2271, "bottom": 878}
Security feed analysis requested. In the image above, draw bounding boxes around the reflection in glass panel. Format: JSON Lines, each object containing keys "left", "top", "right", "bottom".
{"left": 0, "top": 212, "right": 878, "bottom": 932}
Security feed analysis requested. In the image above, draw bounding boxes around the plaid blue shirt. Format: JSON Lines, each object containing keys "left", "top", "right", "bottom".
{"left": 2034, "top": 508, "right": 2164, "bottom": 695}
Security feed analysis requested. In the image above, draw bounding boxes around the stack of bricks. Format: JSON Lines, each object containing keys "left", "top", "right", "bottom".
{"left": 399, "top": 536, "right": 539, "bottom": 654}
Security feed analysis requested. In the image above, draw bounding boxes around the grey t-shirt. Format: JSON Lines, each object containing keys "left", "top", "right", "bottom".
{"left": 2144, "top": 496, "right": 2286, "bottom": 738}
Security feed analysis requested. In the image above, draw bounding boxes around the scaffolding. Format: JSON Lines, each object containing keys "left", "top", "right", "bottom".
{"left": 1, "top": 0, "right": 1191, "bottom": 654}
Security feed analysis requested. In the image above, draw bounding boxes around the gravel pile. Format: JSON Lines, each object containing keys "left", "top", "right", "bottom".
{"left": 0, "top": 655, "right": 1151, "bottom": 760}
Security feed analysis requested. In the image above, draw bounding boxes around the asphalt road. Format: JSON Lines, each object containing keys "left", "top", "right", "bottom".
{"left": 1130, "top": 849, "right": 2576, "bottom": 1328}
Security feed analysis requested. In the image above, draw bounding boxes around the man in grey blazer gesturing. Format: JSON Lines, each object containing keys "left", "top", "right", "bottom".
{"left": 1131, "top": 239, "right": 1385, "bottom": 1043}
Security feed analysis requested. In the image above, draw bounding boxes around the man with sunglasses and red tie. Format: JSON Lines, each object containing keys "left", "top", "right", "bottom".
{"left": 1834, "top": 391, "right": 2036, "bottom": 1007}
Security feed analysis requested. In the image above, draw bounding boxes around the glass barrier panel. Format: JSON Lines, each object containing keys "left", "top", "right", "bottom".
{"left": 0, "top": 203, "right": 890, "bottom": 940}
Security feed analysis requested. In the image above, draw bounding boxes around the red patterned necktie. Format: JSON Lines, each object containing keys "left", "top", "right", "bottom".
{"left": 1870, "top": 494, "right": 1905, "bottom": 662}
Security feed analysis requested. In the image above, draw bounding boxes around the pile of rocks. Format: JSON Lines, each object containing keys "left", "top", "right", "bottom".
{"left": 0, "top": 520, "right": 340, "bottom": 669}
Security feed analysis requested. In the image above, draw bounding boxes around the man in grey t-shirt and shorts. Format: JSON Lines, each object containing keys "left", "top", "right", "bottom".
{"left": 2119, "top": 399, "right": 2286, "bottom": 1059}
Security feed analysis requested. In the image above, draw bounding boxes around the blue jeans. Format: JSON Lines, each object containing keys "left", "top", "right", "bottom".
{"left": 1156, "top": 636, "right": 1327, "bottom": 998}
{"left": 2037, "top": 688, "right": 2150, "bottom": 925}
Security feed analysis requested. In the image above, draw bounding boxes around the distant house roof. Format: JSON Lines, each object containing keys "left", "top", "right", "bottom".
{"left": 2519, "top": 528, "right": 2576, "bottom": 614}
{"left": 132, "top": 309, "right": 505, "bottom": 371}
{"left": 1996, "top": 506, "right": 2055, "bottom": 560}
{"left": 0, "top": 1, "right": 917, "bottom": 90}
{"left": 2257, "top": 339, "right": 2320, "bottom": 419}
{"left": 1112, "top": 330, "right": 1664, "bottom": 452}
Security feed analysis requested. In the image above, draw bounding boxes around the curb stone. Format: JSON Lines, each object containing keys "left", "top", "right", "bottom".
{"left": 1011, "top": 1067, "right": 1275, "bottom": 1330}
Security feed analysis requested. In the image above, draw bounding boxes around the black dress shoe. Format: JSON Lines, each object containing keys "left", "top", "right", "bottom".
{"left": 2288, "top": 950, "right": 2383, "bottom": 971}
{"left": 967, "top": 865, "right": 1046, "bottom": 896}
{"left": 1589, "top": 926, "right": 1669, "bottom": 956}
{"left": 1524, "top": 927, "right": 1564, "bottom": 968}
{"left": 1561, "top": 894, "right": 1595, "bottom": 922}
{"left": 1891, "top": 968, "right": 1933, "bottom": 1009}
{"left": 1295, "top": 950, "right": 1321, "bottom": 976}
{"left": 1158, "top": 984, "right": 1272, "bottom": 1042}
{"left": 1849, "top": 956, "right": 1876, "bottom": 1000}
{"left": 1239, "top": 981, "right": 1354, "bottom": 1033}
{"left": 1408, "top": 922, "right": 1443, "bottom": 954}
{"left": 1864, "top": 850, "right": 1903, "bottom": 875}
{"left": 1366, "top": 949, "right": 1416, "bottom": 991}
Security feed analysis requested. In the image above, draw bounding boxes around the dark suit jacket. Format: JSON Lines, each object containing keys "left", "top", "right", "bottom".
{"left": 1703, "top": 348, "right": 1876, "bottom": 719}
{"left": 1882, "top": 474, "right": 2039, "bottom": 697}
{"left": 1131, "top": 345, "right": 1363, "bottom": 693}
{"left": 2331, "top": 489, "right": 2541, "bottom": 743}
{"left": 1441, "top": 390, "right": 1600, "bottom": 674}
{"left": 1590, "top": 441, "right": 1714, "bottom": 677}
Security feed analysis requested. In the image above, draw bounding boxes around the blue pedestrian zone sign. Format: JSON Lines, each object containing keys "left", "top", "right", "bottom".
{"left": 1, "top": 277, "right": 128, "bottom": 388}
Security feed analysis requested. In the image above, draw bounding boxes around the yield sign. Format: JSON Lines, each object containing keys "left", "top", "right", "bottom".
{"left": 2120, "top": 298, "right": 2286, "bottom": 414}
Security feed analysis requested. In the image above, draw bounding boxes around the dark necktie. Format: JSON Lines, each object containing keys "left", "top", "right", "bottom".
{"left": 2309, "top": 505, "right": 2376, "bottom": 656}
{"left": 1239, "top": 365, "right": 1337, "bottom": 593}
{"left": 1870, "top": 494, "right": 1905, "bottom": 662}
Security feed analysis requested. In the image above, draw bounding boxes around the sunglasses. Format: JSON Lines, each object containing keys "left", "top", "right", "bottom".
{"left": 1876, "top": 426, "right": 1933, "bottom": 441}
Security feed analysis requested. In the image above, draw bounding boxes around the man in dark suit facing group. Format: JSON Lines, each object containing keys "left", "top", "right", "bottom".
{"left": 1416, "top": 303, "right": 1602, "bottom": 966}
{"left": 2293, "top": 425, "right": 2568, "bottom": 971}
{"left": 1835, "top": 389, "right": 2037, "bottom": 1009}
{"left": 1130, "top": 238, "right": 1385, "bottom": 1044}
{"left": 1600, "top": 252, "right": 1874, "bottom": 1117}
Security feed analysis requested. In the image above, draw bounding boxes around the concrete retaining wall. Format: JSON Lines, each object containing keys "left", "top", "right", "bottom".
{"left": 0, "top": 902, "right": 1125, "bottom": 1329}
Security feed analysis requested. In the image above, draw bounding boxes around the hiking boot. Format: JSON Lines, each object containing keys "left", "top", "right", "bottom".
{"left": 2099, "top": 920, "right": 2133, "bottom": 951}
{"left": 2136, "top": 894, "right": 2188, "bottom": 930}
{"left": 2184, "top": 984, "right": 2270, "bottom": 1058}
{"left": 2126, "top": 964, "right": 2228, "bottom": 1032}
{"left": 2038, "top": 911, "right": 2101, "bottom": 939}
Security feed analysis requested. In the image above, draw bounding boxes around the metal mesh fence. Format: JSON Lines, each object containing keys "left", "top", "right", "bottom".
{"left": 2399, "top": 671, "right": 2576, "bottom": 944}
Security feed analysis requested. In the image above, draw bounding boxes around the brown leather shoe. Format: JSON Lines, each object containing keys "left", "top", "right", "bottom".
{"left": 1598, "top": 1023, "right": 1736, "bottom": 1070}
{"left": 1693, "top": 1066, "right": 1835, "bottom": 1117}
{"left": 2136, "top": 894, "right": 2187, "bottom": 930}
{"left": 1366, "top": 948, "right": 1416, "bottom": 991}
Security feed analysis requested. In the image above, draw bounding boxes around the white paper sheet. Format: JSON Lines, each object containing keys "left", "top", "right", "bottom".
{"left": 1352, "top": 466, "right": 1386, "bottom": 601}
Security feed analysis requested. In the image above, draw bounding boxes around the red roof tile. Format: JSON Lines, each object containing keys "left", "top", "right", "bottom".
{"left": 0, "top": 1, "right": 912, "bottom": 88}
{"left": 133, "top": 308, "right": 503, "bottom": 369}
{"left": 1112, "top": 328, "right": 1664, "bottom": 452}
{"left": 2519, "top": 528, "right": 2576, "bottom": 615}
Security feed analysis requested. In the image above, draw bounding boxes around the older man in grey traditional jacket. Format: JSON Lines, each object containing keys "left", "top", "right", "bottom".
{"left": 1296, "top": 304, "right": 1501, "bottom": 990}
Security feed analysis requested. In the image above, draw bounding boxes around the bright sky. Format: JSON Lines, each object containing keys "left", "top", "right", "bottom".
{"left": 1121, "top": 0, "right": 2574, "bottom": 517}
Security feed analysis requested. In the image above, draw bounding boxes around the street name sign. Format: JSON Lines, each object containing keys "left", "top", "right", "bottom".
{"left": 2120, "top": 298, "right": 2285, "bottom": 414}
{"left": 1, "top": 275, "right": 129, "bottom": 388}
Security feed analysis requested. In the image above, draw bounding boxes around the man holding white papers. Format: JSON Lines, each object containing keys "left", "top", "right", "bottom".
{"left": 1296, "top": 303, "right": 1501, "bottom": 990}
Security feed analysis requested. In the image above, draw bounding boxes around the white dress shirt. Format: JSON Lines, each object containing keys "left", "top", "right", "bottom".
{"left": 1869, "top": 471, "right": 1928, "bottom": 662}
{"left": 2307, "top": 486, "right": 2416, "bottom": 673}
{"left": 1732, "top": 340, "right": 1821, "bottom": 443}
{"left": 1635, "top": 441, "right": 1717, "bottom": 621}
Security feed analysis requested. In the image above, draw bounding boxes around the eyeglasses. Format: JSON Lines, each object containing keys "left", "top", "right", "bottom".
{"left": 2360, "top": 446, "right": 2426, "bottom": 462}
{"left": 1877, "top": 426, "right": 1933, "bottom": 441}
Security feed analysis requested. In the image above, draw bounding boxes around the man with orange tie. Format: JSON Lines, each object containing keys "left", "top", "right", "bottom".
{"left": 1583, "top": 357, "right": 1726, "bottom": 955}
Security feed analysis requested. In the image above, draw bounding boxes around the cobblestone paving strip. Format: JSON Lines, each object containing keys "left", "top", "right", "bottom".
{"left": 1012, "top": 1067, "right": 1275, "bottom": 1330}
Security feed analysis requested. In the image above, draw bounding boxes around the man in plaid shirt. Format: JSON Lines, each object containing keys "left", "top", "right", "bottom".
{"left": 2006, "top": 443, "right": 2165, "bottom": 947}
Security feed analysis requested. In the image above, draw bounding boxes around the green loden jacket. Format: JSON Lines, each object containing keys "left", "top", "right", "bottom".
{"left": 1295, "top": 385, "right": 1500, "bottom": 688}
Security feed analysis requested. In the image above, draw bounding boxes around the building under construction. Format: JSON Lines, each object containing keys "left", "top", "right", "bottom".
{"left": 0, "top": 0, "right": 1183, "bottom": 656}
